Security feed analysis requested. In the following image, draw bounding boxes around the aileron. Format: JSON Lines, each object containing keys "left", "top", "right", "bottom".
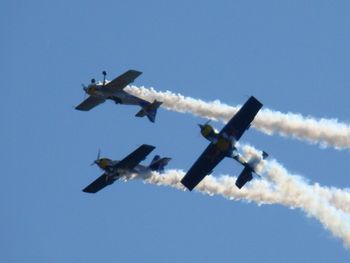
{"left": 75, "top": 96, "right": 105, "bottom": 111}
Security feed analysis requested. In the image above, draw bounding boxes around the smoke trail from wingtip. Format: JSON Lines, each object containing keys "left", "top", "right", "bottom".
{"left": 123, "top": 86, "right": 350, "bottom": 247}
{"left": 127, "top": 85, "right": 350, "bottom": 211}
{"left": 264, "top": 160, "right": 350, "bottom": 248}
{"left": 126, "top": 86, "right": 350, "bottom": 149}
{"left": 239, "top": 144, "right": 350, "bottom": 214}
{"left": 240, "top": 144, "right": 350, "bottom": 247}
{"left": 122, "top": 144, "right": 350, "bottom": 247}
{"left": 123, "top": 167, "right": 350, "bottom": 248}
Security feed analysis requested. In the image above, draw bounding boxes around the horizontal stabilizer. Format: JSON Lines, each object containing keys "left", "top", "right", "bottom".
{"left": 135, "top": 108, "right": 146, "bottom": 117}
{"left": 135, "top": 100, "right": 162, "bottom": 123}
{"left": 262, "top": 151, "right": 269, "bottom": 159}
{"left": 148, "top": 155, "right": 171, "bottom": 172}
{"left": 235, "top": 167, "right": 253, "bottom": 189}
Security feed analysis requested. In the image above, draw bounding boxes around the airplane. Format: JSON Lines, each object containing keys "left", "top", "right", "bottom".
{"left": 181, "top": 96, "right": 268, "bottom": 191}
{"left": 82, "top": 144, "right": 171, "bottom": 193}
{"left": 75, "top": 70, "right": 163, "bottom": 123}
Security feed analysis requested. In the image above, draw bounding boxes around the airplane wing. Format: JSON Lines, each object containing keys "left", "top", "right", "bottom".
{"left": 114, "top": 144, "right": 155, "bottom": 170}
{"left": 82, "top": 145, "right": 155, "bottom": 193}
{"left": 82, "top": 173, "right": 110, "bottom": 193}
{"left": 181, "top": 143, "right": 226, "bottom": 191}
{"left": 75, "top": 96, "right": 106, "bottom": 111}
{"left": 220, "top": 96, "right": 262, "bottom": 141}
{"left": 103, "top": 70, "right": 142, "bottom": 92}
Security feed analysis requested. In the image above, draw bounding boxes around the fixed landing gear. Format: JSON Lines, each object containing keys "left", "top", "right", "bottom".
{"left": 102, "top": 71, "right": 107, "bottom": 85}
{"left": 111, "top": 97, "right": 122, "bottom": 104}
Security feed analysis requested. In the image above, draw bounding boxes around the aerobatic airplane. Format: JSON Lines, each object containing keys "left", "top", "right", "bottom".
{"left": 181, "top": 96, "right": 268, "bottom": 191}
{"left": 75, "top": 70, "right": 162, "bottom": 123}
{"left": 83, "top": 144, "right": 171, "bottom": 193}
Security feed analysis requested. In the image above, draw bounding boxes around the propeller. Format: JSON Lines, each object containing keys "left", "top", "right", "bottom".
{"left": 197, "top": 120, "right": 211, "bottom": 130}
{"left": 90, "top": 149, "right": 101, "bottom": 166}
{"left": 81, "top": 84, "right": 88, "bottom": 99}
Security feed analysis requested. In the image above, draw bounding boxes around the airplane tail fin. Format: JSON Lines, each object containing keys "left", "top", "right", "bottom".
{"left": 235, "top": 150, "right": 268, "bottom": 189}
{"left": 135, "top": 100, "right": 163, "bottom": 123}
{"left": 262, "top": 151, "right": 269, "bottom": 159}
{"left": 235, "top": 166, "right": 253, "bottom": 189}
{"left": 148, "top": 155, "right": 171, "bottom": 172}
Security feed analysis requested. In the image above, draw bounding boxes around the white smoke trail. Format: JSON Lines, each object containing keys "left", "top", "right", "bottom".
{"left": 241, "top": 144, "right": 350, "bottom": 247}
{"left": 131, "top": 169, "right": 350, "bottom": 247}
{"left": 123, "top": 86, "right": 350, "bottom": 247}
{"left": 126, "top": 86, "right": 350, "bottom": 149}
{"left": 123, "top": 167, "right": 350, "bottom": 248}
{"left": 120, "top": 143, "right": 350, "bottom": 247}
{"left": 264, "top": 161, "right": 350, "bottom": 247}
{"left": 239, "top": 144, "right": 350, "bottom": 214}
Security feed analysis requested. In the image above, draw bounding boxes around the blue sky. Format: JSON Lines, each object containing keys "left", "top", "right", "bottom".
{"left": 2, "top": 0, "right": 350, "bottom": 262}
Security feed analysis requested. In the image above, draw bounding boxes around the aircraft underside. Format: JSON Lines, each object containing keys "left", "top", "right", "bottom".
{"left": 109, "top": 90, "right": 148, "bottom": 106}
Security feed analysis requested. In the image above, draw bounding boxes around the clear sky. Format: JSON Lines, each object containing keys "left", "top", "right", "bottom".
{"left": 2, "top": 0, "right": 350, "bottom": 262}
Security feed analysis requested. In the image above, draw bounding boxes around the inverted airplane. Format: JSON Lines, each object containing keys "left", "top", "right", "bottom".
{"left": 83, "top": 144, "right": 171, "bottom": 193}
{"left": 75, "top": 70, "right": 162, "bottom": 123}
{"left": 181, "top": 96, "right": 268, "bottom": 191}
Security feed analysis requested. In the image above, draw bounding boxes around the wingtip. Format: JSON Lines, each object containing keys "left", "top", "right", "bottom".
{"left": 75, "top": 105, "right": 89, "bottom": 111}
{"left": 128, "top": 69, "right": 143, "bottom": 76}
{"left": 180, "top": 179, "right": 195, "bottom": 191}
{"left": 235, "top": 181, "right": 243, "bottom": 189}
{"left": 141, "top": 144, "right": 156, "bottom": 150}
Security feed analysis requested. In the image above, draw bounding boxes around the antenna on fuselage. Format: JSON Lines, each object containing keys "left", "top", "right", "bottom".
{"left": 102, "top": 71, "right": 107, "bottom": 86}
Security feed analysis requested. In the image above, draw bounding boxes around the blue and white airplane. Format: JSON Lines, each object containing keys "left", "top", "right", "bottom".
{"left": 83, "top": 144, "right": 171, "bottom": 193}
{"left": 181, "top": 96, "right": 268, "bottom": 191}
{"left": 75, "top": 70, "right": 162, "bottom": 123}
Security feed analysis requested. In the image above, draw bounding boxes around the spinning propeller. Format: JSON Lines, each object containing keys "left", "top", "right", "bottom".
{"left": 91, "top": 149, "right": 101, "bottom": 166}
{"left": 198, "top": 120, "right": 211, "bottom": 129}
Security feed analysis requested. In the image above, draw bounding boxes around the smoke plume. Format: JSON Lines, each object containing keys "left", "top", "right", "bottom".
{"left": 126, "top": 86, "right": 350, "bottom": 149}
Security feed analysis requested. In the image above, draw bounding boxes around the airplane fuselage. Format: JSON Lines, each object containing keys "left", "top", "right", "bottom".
{"left": 86, "top": 83, "right": 147, "bottom": 106}
{"left": 98, "top": 159, "right": 151, "bottom": 183}
{"left": 199, "top": 123, "right": 246, "bottom": 163}
{"left": 77, "top": 71, "right": 161, "bottom": 123}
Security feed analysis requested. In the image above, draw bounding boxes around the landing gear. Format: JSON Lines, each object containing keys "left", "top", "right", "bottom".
{"left": 227, "top": 148, "right": 239, "bottom": 159}
{"left": 102, "top": 71, "right": 107, "bottom": 85}
{"left": 111, "top": 97, "right": 122, "bottom": 104}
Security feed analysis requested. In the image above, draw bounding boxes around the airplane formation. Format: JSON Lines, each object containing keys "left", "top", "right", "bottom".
{"left": 77, "top": 70, "right": 267, "bottom": 193}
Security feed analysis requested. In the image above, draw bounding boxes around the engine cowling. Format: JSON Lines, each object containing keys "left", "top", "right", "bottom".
{"left": 199, "top": 124, "right": 218, "bottom": 141}
{"left": 96, "top": 158, "right": 112, "bottom": 170}
{"left": 86, "top": 86, "right": 96, "bottom": 95}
